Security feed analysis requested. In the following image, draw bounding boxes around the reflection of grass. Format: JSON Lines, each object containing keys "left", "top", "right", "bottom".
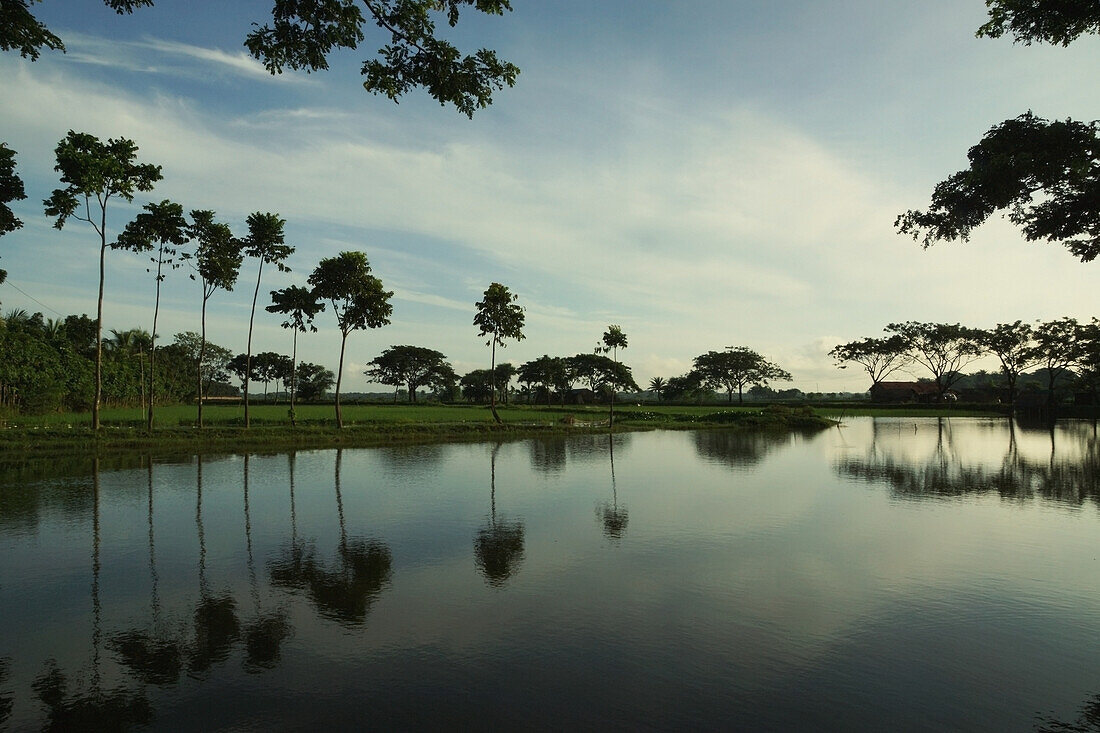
{"left": 0, "top": 404, "right": 834, "bottom": 455}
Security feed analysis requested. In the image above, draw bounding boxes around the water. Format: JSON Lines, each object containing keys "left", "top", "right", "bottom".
{"left": 2, "top": 418, "right": 1100, "bottom": 730}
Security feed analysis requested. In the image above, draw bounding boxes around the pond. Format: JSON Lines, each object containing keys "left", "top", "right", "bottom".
{"left": 1, "top": 418, "right": 1100, "bottom": 730}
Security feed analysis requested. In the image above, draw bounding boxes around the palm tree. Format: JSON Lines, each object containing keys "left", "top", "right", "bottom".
{"left": 649, "top": 376, "right": 666, "bottom": 402}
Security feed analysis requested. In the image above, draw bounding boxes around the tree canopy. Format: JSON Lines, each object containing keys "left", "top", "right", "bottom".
{"left": 2, "top": 0, "right": 518, "bottom": 116}
{"left": 896, "top": 113, "right": 1100, "bottom": 262}
{"left": 365, "top": 345, "right": 453, "bottom": 403}
{"left": 897, "top": 3, "right": 1100, "bottom": 262}
{"left": 0, "top": 142, "right": 25, "bottom": 239}
{"left": 885, "top": 321, "right": 983, "bottom": 397}
{"left": 977, "top": 0, "right": 1100, "bottom": 46}
{"left": 473, "top": 282, "right": 523, "bottom": 423}
{"left": 693, "top": 347, "right": 791, "bottom": 403}
{"left": 829, "top": 335, "right": 911, "bottom": 387}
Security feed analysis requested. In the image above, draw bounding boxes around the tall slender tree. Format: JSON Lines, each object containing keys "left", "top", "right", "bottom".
{"left": 473, "top": 283, "right": 525, "bottom": 424}
{"left": 597, "top": 325, "right": 628, "bottom": 426}
{"left": 115, "top": 200, "right": 188, "bottom": 431}
{"left": 187, "top": 210, "right": 242, "bottom": 428}
{"left": 43, "top": 131, "right": 162, "bottom": 429}
{"left": 308, "top": 252, "right": 393, "bottom": 428}
{"left": 266, "top": 285, "right": 324, "bottom": 426}
{"left": 975, "top": 321, "right": 1038, "bottom": 406}
{"left": 241, "top": 212, "right": 293, "bottom": 428}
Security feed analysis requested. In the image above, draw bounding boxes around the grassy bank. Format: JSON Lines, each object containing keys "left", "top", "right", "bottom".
{"left": 0, "top": 403, "right": 836, "bottom": 455}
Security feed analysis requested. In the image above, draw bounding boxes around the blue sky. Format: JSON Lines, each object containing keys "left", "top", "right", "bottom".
{"left": 1, "top": 1, "right": 1098, "bottom": 392}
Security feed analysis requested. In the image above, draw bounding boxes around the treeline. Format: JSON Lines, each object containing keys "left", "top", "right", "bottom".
{"left": 831, "top": 319, "right": 1100, "bottom": 405}
{"left": 0, "top": 311, "right": 337, "bottom": 414}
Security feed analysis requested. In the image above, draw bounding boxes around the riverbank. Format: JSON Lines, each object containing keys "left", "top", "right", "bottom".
{"left": 0, "top": 404, "right": 837, "bottom": 456}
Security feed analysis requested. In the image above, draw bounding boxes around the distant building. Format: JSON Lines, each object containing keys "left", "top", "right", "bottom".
{"left": 869, "top": 381, "right": 948, "bottom": 403}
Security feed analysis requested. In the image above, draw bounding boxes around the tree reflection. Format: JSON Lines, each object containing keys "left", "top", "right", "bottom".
{"left": 692, "top": 430, "right": 793, "bottom": 468}
{"left": 1036, "top": 691, "right": 1100, "bottom": 731}
{"left": 32, "top": 458, "right": 153, "bottom": 730}
{"left": 0, "top": 658, "right": 12, "bottom": 726}
{"left": 528, "top": 437, "right": 567, "bottom": 474}
{"left": 836, "top": 418, "right": 1100, "bottom": 506}
{"left": 188, "top": 455, "right": 241, "bottom": 677}
{"left": 595, "top": 433, "right": 628, "bottom": 542}
{"left": 241, "top": 455, "right": 292, "bottom": 673}
{"left": 271, "top": 449, "right": 393, "bottom": 626}
{"left": 32, "top": 660, "right": 152, "bottom": 732}
{"left": 111, "top": 458, "right": 185, "bottom": 687}
{"left": 475, "top": 443, "right": 526, "bottom": 586}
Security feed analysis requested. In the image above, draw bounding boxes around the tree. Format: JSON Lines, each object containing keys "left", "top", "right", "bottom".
{"left": 295, "top": 362, "right": 335, "bottom": 401}
{"left": 1, "top": 0, "right": 151, "bottom": 59}
{"left": 4, "top": 1, "right": 518, "bottom": 117}
{"left": 494, "top": 362, "right": 517, "bottom": 405}
{"left": 245, "top": 0, "right": 519, "bottom": 117}
{"left": 693, "top": 347, "right": 792, "bottom": 403}
{"left": 309, "top": 251, "right": 393, "bottom": 428}
{"left": 174, "top": 332, "right": 232, "bottom": 398}
{"left": 186, "top": 210, "right": 242, "bottom": 428}
{"left": 663, "top": 371, "right": 709, "bottom": 403}
{"left": 975, "top": 321, "right": 1038, "bottom": 405}
{"left": 1029, "top": 317, "right": 1083, "bottom": 409}
{"left": 885, "top": 321, "right": 983, "bottom": 398}
{"left": 896, "top": 113, "right": 1100, "bottom": 262}
{"left": 0, "top": 143, "right": 25, "bottom": 282}
{"left": 648, "top": 376, "right": 666, "bottom": 402}
{"left": 252, "top": 352, "right": 288, "bottom": 401}
{"left": 473, "top": 282, "right": 524, "bottom": 424}
{"left": 597, "top": 325, "right": 628, "bottom": 426}
{"left": 567, "top": 353, "right": 639, "bottom": 397}
{"left": 460, "top": 368, "right": 494, "bottom": 403}
{"left": 977, "top": 1, "right": 1100, "bottom": 46}
{"left": 829, "top": 335, "right": 911, "bottom": 388}
{"left": 43, "top": 131, "right": 162, "bottom": 429}
{"left": 106, "top": 327, "right": 152, "bottom": 410}
{"left": 518, "top": 355, "right": 566, "bottom": 406}
{"left": 897, "top": 4, "right": 1100, "bottom": 262}
{"left": 365, "top": 345, "right": 452, "bottom": 403}
{"left": 267, "top": 285, "right": 324, "bottom": 425}
{"left": 241, "top": 212, "right": 293, "bottom": 428}
{"left": 114, "top": 199, "right": 188, "bottom": 430}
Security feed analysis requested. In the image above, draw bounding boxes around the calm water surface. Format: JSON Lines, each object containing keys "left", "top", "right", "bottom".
{"left": 2, "top": 418, "right": 1100, "bottom": 731}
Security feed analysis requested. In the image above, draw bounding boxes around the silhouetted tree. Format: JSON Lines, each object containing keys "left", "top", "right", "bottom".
{"left": 473, "top": 283, "right": 524, "bottom": 424}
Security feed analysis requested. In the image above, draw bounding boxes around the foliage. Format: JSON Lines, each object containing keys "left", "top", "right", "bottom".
{"left": 829, "top": 335, "right": 911, "bottom": 386}
{"left": 896, "top": 113, "right": 1100, "bottom": 262}
{"left": 295, "top": 362, "right": 335, "bottom": 401}
{"left": 648, "top": 376, "right": 666, "bottom": 401}
{"left": 975, "top": 320, "right": 1038, "bottom": 402}
{"left": 518, "top": 355, "right": 569, "bottom": 405}
{"left": 267, "top": 285, "right": 323, "bottom": 334}
{"left": 1029, "top": 317, "right": 1083, "bottom": 402}
{"left": 244, "top": 0, "right": 519, "bottom": 117}
{"left": 309, "top": 251, "right": 393, "bottom": 427}
{"left": 460, "top": 368, "right": 494, "bottom": 403}
{"left": 43, "top": 131, "right": 162, "bottom": 428}
{"left": 0, "top": 142, "right": 25, "bottom": 245}
{"left": 365, "top": 345, "right": 453, "bottom": 402}
{"left": 693, "top": 347, "right": 791, "bottom": 403}
{"left": 885, "top": 321, "right": 984, "bottom": 397}
{"left": 473, "top": 282, "right": 523, "bottom": 422}
{"left": 977, "top": 0, "right": 1100, "bottom": 45}
{"left": 566, "top": 353, "right": 639, "bottom": 394}
{"left": 0, "top": 0, "right": 151, "bottom": 59}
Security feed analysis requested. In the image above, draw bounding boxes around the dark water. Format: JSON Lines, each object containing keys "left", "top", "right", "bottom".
{"left": 2, "top": 418, "right": 1100, "bottom": 731}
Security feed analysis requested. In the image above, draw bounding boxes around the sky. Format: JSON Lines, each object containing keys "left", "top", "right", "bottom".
{"left": 1, "top": 0, "right": 1098, "bottom": 393}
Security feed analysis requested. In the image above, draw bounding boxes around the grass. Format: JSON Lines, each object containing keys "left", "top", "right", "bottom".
{"left": 0, "top": 402, "right": 837, "bottom": 455}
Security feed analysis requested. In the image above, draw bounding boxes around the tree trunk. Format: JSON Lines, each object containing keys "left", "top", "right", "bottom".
{"left": 489, "top": 340, "right": 502, "bottom": 424}
{"left": 147, "top": 249, "right": 164, "bottom": 432}
{"left": 244, "top": 260, "right": 264, "bottom": 428}
{"left": 198, "top": 293, "right": 208, "bottom": 428}
{"left": 94, "top": 236, "right": 106, "bottom": 430}
{"left": 289, "top": 328, "right": 298, "bottom": 427}
{"left": 335, "top": 331, "right": 347, "bottom": 428}
{"left": 738, "top": 384, "right": 744, "bottom": 404}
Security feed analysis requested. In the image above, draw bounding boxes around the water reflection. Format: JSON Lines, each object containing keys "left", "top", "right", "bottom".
{"left": 836, "top": 418, "right": 1100, "bottom": 506}
{"left": 475, "top": 444, "right": 525, "bottom": 586}
{"left": 0, "top": 658, "right": 12, "bottom": 726}
{"left": 111, "top": 460, "right": 184, "bottom": 686}
{"left": 692, "top": 429, "right": 794, "bottom": 468}
{"left": 1037, "top": 691, "right": 1100, "bottom": 732}
{"left": 595, "top": 434, "right": 628, "bottom": 542}
{"left": 33, "top": 660, "right": 152, "bottom": 731}
{"left": 190, "top": 456, "right": 241, "bottom": 677}
{"left": 270, "top": 449, "right": 393, "bottom": 626}
{"left": 241, "top": 455, "right": 291, "bottom": 672}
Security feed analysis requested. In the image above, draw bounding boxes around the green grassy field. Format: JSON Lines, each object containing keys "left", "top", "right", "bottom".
{"left": 0, "top": 402, "right": 839, "bottom": 455}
